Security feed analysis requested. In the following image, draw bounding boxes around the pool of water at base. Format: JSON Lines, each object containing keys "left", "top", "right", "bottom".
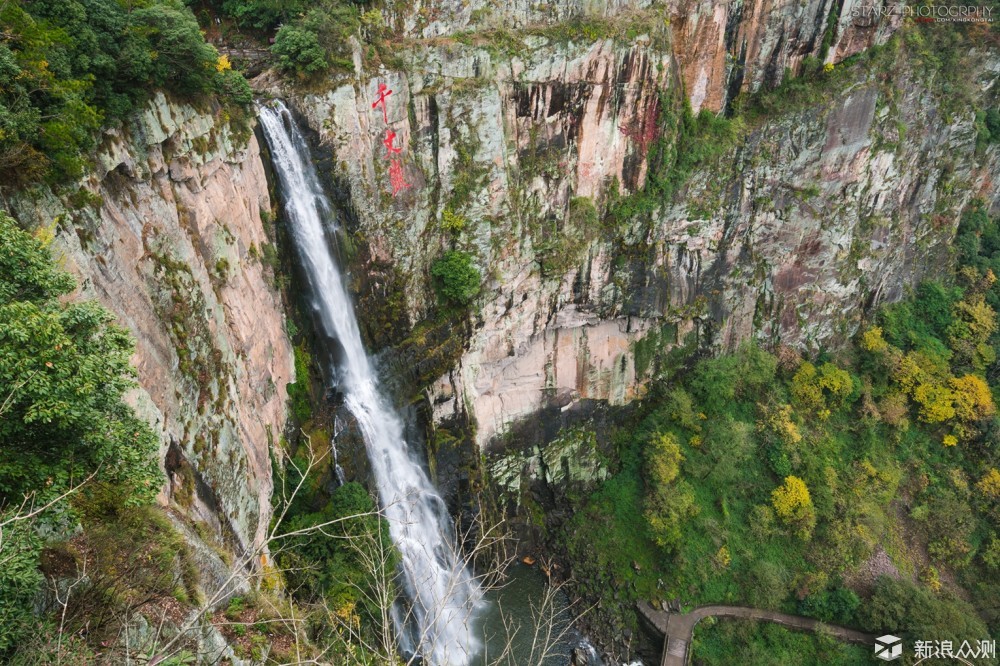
{"left": 471, "top": 563, "right": 605, "bottom": 666}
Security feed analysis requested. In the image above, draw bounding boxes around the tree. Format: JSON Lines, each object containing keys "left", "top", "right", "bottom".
{"left": 790, "top": 362, "right": 824, "bottom": 412}
{"left": 272, "top": 24, "right": 328, "bottom": 75}
{"left": 771, "top": 476, "right": 815, "bottom": 540}
{"left": 977, "top": 468, "right": 1000, "bottom": 501}
{"left": 758, "top": 403, "right": 801, "bottom": 446}
{"left": 860, "top": 577, "right": 988, "bottom": 645}
{"left": 949, "top": 374, "right": 995, "bottom": 423}
{"left": 689, "top": 344, "right": 778, "bottom": 414}
{"left": 131, "top": 0, "right": 219, "bottom": 96}
{"left": 431, "top": 250, "right": 482, "bottom": 308}
{"left": 0, "top": 213, "right": 159, "bottom": 503}
{"left": 912, "top": 381, "right": 956, "bottom": 424}
{"left": 860, "top": 326, "right": 889, "bottom": 354}
{"left": 643, "top": 432, "right": 698, "bottom": 551}
{"left": 790, "top": 361, "right": 853, "bottom": 416}
{"left": 0, "top": 0, "right": 250, "bottom": 184}
{"left": 948, "top": 297, "right": 997, "bottom": 371}
{"left": 221, "top": 0, "right": 306, "bottom": 31}
{"left": 0, "top": 212, "right": 159, "bottom": 654}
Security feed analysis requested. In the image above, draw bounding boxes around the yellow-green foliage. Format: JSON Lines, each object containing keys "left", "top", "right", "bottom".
{"left": 758, "top": 403, "right": 802, "bottom": 445}
{"left": 790, "top": 363, "right": 824, "bottom": 411}
{"left": 863, "top": 291, "right": 998, "bottom": 443}
{"left": 643, "top": 432, "right": 698, "bottom": 551}
{"left": 977, "top": 468, "right": 1000, "bottom": 500}
{"left": 440, "top": 208, "right": 467, "bottom": 234}
{"left": 912, "top": 381, "right": 956, "bottom": 423}
{"left": 948, "top": 296, "right": 997, "bottom": 371}
{"left": 860, "top": 326, "right": 889, "bottom": 353}
{"left": 771, "top": 475, "right": 816, "bottom": 539}
{"left": 790, "top": 361, "right": 853, "bottom": 416}
{"left": 949, "top": 374, "right": 996, "bottom": 422}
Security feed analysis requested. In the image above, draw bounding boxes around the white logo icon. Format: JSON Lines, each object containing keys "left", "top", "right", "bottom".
{"left": 876, "top": 635, "right": 903, "bottom": 661}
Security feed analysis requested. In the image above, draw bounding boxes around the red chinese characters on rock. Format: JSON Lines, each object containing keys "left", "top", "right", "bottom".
{"left": 371, "top": 82, "right": 392, "bottom": 124}
{"left": 382, "top": 129, "right": 401, "bottom": 155}
{"left": 389, "top": 159, "right": 410, "bottom": 196}
{"left": 370, "top": 81, "right": 412, "bottom": 197}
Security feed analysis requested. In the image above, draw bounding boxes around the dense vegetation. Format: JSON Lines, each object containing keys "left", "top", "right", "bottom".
{"left": 0, "top": 211, "right": 161, "bottom": 657}
{"left": 548, "top": 203, "right": 1000, "bottom": 659}
{"left": 692, "top": 619, "right": 869, "bottom": 665}
{"left": 431, "top": 249, "right": 482, "bottom": 308}
{"left": 273, "top": 443, "right": 399, "bottom": 665}
{"left": 0, "top": 0, "right": 251, "bottom": 185}
{"left": 202, "top": 0, "right": 385, "bottom": 76}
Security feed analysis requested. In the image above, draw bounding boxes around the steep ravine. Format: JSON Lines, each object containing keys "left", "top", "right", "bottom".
{"left": 4, "top": 2, "right": 998, "bottom": 661}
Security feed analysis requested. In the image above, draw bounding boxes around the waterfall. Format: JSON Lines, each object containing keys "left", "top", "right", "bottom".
{"left": 258, "top": 101, "right": 484, "bottom": 665}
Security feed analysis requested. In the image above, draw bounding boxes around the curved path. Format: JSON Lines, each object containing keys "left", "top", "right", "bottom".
{"left": 637, "top": 601, "right": 877, "bottom": 666}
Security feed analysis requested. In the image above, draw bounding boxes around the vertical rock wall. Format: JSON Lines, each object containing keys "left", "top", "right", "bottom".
{"left": 8, "top": 93, "right": 294, "bottom": 558}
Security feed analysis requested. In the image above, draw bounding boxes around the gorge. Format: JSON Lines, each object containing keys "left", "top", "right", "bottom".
{"left": 0, "top": 0, "right": 999, "bottom": 664}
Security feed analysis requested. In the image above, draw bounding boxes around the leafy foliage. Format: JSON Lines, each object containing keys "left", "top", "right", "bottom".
{"left": 643, "top": 432, "right": 697, "bottom": 551}
{"left": 770, "top": 476, "right": 815, "bottom": 540}
{"left": 272, "top": 24, "right": 328, "bottom": 75}
{"left": 430, "top": 250, "right": 481, "bottom": 308}
{"left": 221, "top": 0, "right": 306, "bottom": 31}
{"left": 0, "top": 211, "right": 159, "bottom": 654}
{"left": 0, "top": 212, "right": 159, "bottom": 504}
{"left": 277, "top": 481, "right": 395, "bottom": 613}
{"left": 269, "top": 4, "right": 362, "bottom": 76}
{"left": 693, "top": 618, "right": 869, "bottom": 666}
{"left": 859, "top": 577, "right": 988, "bottom": 645}
{"left": 272, "top": 448, "right": 399, "bottom": 663}
{"left": 0, "top": 0, "right": 252, "bottom": 183}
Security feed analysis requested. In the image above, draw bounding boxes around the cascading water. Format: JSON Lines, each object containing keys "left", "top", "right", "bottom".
{"left": 258, "top": 101, "right": 485, "bottom": 665}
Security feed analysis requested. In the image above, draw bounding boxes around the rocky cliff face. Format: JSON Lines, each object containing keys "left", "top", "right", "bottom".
{"left": 278, "top": 27, "right": 673, "bottom": 446}
{"left": 274, "top": 12, "right": 999, "bottom": 450}
{"left": 671, "top": 0, "right": 900, "bottom": 112}
{"left": 381, "top": 0, "right": 899, "bottom": 112}
{"left": 8, "top": 93, "right": 294, "bottom": 561}
{"left": 658, "top": 54, "right": 1000, "bottom": 352}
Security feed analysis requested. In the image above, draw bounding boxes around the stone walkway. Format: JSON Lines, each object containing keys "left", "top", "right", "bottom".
{"left": 637, "top": 601, "right": 877, "bottom": 666}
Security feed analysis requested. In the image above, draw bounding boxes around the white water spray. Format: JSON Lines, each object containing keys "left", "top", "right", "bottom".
{"left": 259, "top": 101, "right": 484, "bottom": 665}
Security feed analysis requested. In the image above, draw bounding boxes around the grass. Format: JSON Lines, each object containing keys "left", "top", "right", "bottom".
{"left": 691, "top": 618, "right": 871, "bottom": 666}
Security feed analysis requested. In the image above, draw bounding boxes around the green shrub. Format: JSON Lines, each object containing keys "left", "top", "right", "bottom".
{"left": 798, "top": 585, "right": 860, "bottom": 625}
{"left": 272, "top": 24, "right": 328, "bottom": 75}
{"left": 983, "top": 107, "right": 1000, "bottom": 144}
{"left": 0, "top": 523, "right": 44, "bottom": 653}
{"left": 0, "top": 212, "right": 160, "bottom": 505}
{"left": 131, "top": 0, "right": 219, "bottom": 96}
{"left": 643, "top": 432, "right": 698, "bottom": 551}
{"left": 287, "top": 342, "right": 314, "bottom": 424}
{"left": 216, "top": 70, "right": 254, "bottom": 105}
{"left": 221, "top": 0, "right": 306, "bottom": 31}
{"left": 860, "top": 576, "right": 988, "bottom": 643}
{"left": 275, "top": 481, "right": 397, "bottom": 628}
{"left": 430, "top": 250, "right": 481, "bottom": 307}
